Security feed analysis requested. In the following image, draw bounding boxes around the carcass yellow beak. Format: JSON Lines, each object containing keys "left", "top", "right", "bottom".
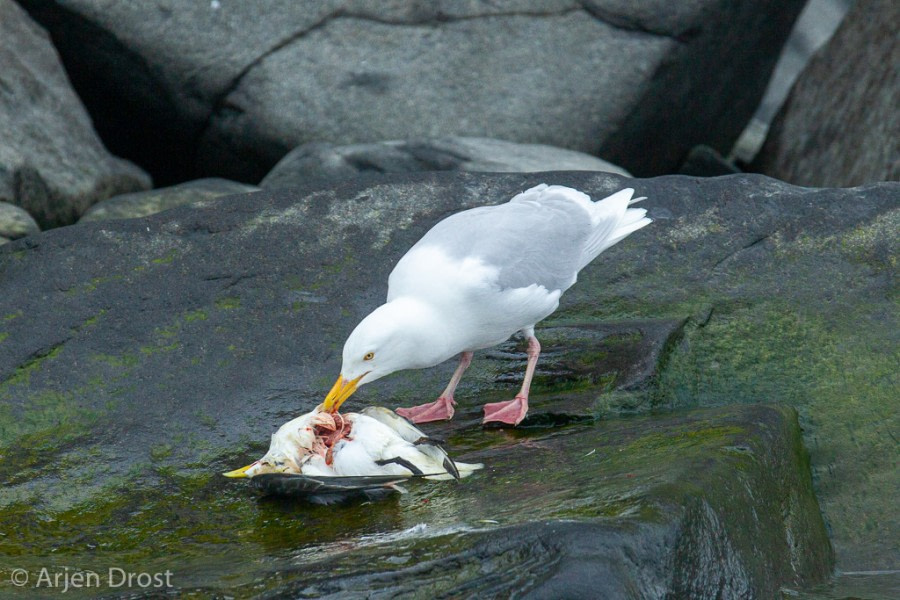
{"left": 223, "top": 462, "right": 258, "bottom": 478}
{"left": 322, "top": 374, "right": 364, "bottom": 412}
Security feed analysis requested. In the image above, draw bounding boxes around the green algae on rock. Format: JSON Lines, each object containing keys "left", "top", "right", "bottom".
{"left": 78, "top": 178, "right": 260, "bottom": 223}
{"left": 0, "top": 405, "right": 829, "bottom": 598}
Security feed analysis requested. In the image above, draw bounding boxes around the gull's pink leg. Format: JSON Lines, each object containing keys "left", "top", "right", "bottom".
{"left": 396, "top": 351, "right": 473, "bottom": 423}
{"left": 483, "top": 334, "right": 540, "bottom": 426}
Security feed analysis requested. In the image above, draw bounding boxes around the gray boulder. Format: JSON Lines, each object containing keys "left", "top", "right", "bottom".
{"left": 0, "top": 0, "right": 150, "bottom": 229}
{"left": 0, "top": 172, "right": 896, "bottom": 595}
{"left": 753, "top": 0, "right": 900, "bottom": 186}
{"left": 22, "top": 0, "right": 804, "bottom": 183}
{"left": 79, "top": 178, "right": 260, "bottom": 223}
{"left": 729, "top": 0, "right": 854, "bottom": 163}
{"left": 0, "top": 201, "right": 40, "bottom": 240}
{"left": 261, "top": 137, "right": 631, "bottom": 188}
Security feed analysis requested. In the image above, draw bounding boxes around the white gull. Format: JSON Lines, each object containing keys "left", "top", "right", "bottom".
{"left": 322, "top": 184, "right": 652, "bottom": 425}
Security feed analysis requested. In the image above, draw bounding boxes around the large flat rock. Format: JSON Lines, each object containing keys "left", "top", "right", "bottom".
{"left": 22, "top": 0, "right": 803, "bottom": 182}
{"left": 260, "top": 137, "right": 631, "bottom": 189}
{"left": 0, "top": 172, "right": 896, "bottom": 595}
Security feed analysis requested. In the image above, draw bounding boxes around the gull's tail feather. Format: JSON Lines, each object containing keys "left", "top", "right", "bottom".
{"left": 578, "top": 188, "right": 652, "bottom": 269}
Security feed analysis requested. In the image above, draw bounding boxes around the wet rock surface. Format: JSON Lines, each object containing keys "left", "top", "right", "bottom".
{"left": 255, "top": 404, "right": 830, "bottom": 599}
{"left": 21, "top": 0, "right": 803, "bottom": 183}
{"left": 0, "top": 0, "right": 150, "bottom": 228}
{"left": 0, "top": 172, "right": 895, "bottom": 596}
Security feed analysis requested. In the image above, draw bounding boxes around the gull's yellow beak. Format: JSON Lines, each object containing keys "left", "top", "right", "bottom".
{"left": 223, "top": 462, "right": 258, "bottom": 478}
{"left": 322, "top": 374, "right": 364, "bottom": 413}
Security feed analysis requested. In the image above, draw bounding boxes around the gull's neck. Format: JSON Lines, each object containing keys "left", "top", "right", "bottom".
{"left": 380, "top": 296, "right": 459, "bottom": 368}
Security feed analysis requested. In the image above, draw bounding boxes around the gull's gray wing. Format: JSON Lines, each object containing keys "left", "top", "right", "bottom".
{"left": 405, "top": 197, "right": 592, "bottom": 292}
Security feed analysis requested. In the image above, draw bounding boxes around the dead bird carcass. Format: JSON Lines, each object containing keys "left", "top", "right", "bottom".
{"left": 224, "top": 406, "right": 481, "bottom": 500}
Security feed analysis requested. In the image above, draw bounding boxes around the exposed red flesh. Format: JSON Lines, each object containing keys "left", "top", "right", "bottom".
{"left": 315, "top": 411, "right": 353, "bottom": 465}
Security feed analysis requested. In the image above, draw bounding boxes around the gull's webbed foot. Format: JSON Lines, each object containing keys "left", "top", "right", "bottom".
{"left": 482, "top": 395, "right": 528, "bottom": 426}
{"left": 396, "top": 396, "right": 456, "bottom": 424}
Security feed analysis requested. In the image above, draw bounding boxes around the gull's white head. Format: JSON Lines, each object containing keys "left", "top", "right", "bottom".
{"left": 322, "top": 298, "right": 448, "bottom": 412}
{"left": 223, "top": 410, "right": 335, "bottom": 478}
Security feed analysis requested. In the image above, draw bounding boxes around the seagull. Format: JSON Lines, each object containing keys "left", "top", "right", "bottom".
{"left": 223, "top": 406, "right": 481, "bottom": 480}
{"left": 321, "top": 184, "right": 651, "bottom": 426}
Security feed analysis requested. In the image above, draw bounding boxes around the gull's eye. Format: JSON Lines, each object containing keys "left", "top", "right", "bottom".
{"left": 363, "top": 351, "right": 375, "bottom": 361}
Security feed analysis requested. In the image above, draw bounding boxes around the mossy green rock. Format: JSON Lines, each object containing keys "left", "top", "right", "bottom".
{"left": 0, "top": 172, "right": 895, "bottom": 596}
{"left": 0, "top": 403, "right": 829, "bottom": 598}
{"left": 0, "top": 201, "right": 39, "bottom": 240}
{"left": 78, "top": 178, "right": 260, "bottom": 223}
